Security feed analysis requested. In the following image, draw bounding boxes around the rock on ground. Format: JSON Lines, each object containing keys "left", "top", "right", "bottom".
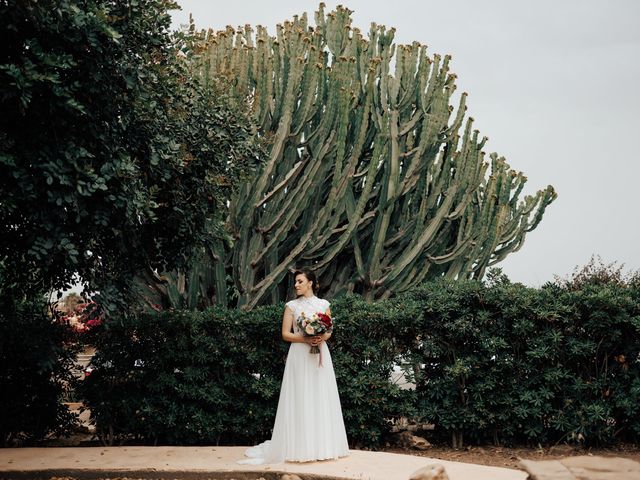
{"left": 409, "top": 463, "right": 450, "bottom": 480}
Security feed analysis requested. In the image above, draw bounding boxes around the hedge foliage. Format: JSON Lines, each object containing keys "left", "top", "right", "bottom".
{"left": 79, "top": 276, "right": 640, "bottom": 447}
{"left": 406, "top": 277, "right": 640, "bottom": 447}
{"left": 0, "top": 288, "right": 80, "bottom": 446}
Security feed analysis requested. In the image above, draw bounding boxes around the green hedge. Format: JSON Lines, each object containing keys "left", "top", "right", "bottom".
{"left": 0, "top": 291, "right": 79, "bottom": 446}
{"left": 79, "top": 279, "right": 640, "bottom": 447}
{"left": 79, "top": 298, "right": 413, "bottom": 446}
{"left": 79, "top": 306, "right": 288, "bottom": 446}
{"left": 406, "top": 279, "right": 640, "bottom": 447}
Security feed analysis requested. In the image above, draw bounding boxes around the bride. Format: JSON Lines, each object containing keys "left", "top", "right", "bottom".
{"left": 238, "top": 268, "right": 350, "bottom": 464}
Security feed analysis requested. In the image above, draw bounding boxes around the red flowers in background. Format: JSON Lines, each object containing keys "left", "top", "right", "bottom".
{"left": 85, "top": 318, "right": 103, "bottom": 329}
{"left": 61, "top": 301, "right": 104, "bottom": 333}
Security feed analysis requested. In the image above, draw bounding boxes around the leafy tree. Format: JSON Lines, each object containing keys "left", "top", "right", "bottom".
{"left": 61, "top": 292, "right": 84, "bottom": 313}
{"left": 0, "top": 0, "right": 262, "bottom": 306}
{"left": 555, "top": 254, "right": 640, "bottom": 290}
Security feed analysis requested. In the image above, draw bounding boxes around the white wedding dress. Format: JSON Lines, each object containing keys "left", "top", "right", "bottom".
{"left": 238, "top": 295, "right": 350, "bottom": 464}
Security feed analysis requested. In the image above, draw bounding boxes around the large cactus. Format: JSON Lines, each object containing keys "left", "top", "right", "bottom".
{"left": 142, "top": 4, "right": 556, "bottom": 310}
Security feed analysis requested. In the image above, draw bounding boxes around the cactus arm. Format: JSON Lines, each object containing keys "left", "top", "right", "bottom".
{"left": 160, "top": 5, "right": 559, "bottom": 308}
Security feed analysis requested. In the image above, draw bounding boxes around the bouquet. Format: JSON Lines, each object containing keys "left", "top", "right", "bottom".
{"left": 296, "top": 311, "right": 333, "bottom": 354}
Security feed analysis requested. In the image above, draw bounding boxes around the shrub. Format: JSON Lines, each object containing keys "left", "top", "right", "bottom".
{"left": 79, "top": 271, "right": 640, "bottom": 448}
{"left": 406, "top": 276, "right": 640, "bottom": 447}
{"left": 328, "top": 294, "right": 417, "bottom": 447}
{"left": 79, "top": 298, "right": 413, "bottom": 447}
{"left": 0, "top": 287, "right": 80, "bottom": 446}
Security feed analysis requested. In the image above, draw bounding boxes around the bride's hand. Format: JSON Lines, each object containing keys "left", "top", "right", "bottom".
{"left": 311, "top": 335, "right": 327, "bottom": 346}
{"left": 306, "top": 335, "right": 321, "bottom": 346}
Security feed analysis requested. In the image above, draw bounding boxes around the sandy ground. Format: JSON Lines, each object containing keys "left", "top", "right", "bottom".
{"left": 382, "top": 443, "right": 640, "bottom": 471}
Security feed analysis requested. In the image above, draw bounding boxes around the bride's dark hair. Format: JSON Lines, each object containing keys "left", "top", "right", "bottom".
{"left": 293, "top": 268, "right": 319, "bottom": 295}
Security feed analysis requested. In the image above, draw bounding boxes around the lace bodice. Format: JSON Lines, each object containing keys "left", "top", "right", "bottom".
{"left": 285, "top": 295, "right": 330, "bottom": 334}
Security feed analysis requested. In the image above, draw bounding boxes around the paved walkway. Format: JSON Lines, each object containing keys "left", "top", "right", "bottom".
{"left": 520, "top": 455, "right": 640, "bottom": 480}
{"left": 0, "top": 446, "right": 528, "bottom": 480}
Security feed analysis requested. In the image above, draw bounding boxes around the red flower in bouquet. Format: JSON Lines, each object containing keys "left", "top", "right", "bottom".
{"left": 317, "top": 312, "right": 333, "bottom": 329}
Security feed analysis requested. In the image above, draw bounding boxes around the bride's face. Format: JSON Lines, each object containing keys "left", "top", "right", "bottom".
{"left": 294, "top": 274, "right": 314, "bottom": 296}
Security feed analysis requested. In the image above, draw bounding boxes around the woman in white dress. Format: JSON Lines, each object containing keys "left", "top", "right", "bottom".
{"left": 238, "top": 268, "right": 350, "bottom": 464}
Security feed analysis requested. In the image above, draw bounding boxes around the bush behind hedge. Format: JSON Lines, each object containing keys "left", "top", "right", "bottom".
{"left": 0, "top": 290, "right": 80, "bottom": 446}
{"left": 79, "top": 279, "right": 640, "bottom": 447}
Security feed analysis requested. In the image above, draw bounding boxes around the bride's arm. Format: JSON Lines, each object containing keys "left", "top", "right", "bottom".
{"left": 281, "top": 306, "right": 312, "bottom": 344}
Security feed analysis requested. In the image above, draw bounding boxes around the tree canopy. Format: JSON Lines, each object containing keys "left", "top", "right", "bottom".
{"left": 0, "top": 0, "right": 263, "bottom": 303}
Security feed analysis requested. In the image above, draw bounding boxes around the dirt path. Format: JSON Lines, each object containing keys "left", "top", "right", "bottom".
{"left": 382, "top": 443, "right": 640, "bottom": 471}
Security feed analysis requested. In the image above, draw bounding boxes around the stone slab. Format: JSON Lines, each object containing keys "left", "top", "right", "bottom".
{"left": 519, "top": 459, "right": 574, "bottom": 480}
{"left": 0, "top": 446, "right": 528, "bottom": 480}
{"left": 520, "top": 455, "right": 640, "bottom": 480}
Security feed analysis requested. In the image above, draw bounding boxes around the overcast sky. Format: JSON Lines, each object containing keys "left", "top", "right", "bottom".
{"left": 170, "top": 0, "right": 640, "bottom": 286}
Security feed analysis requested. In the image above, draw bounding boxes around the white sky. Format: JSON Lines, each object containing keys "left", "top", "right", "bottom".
{"left": 171, "top": 0, "right": 640, "bottom": 286}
